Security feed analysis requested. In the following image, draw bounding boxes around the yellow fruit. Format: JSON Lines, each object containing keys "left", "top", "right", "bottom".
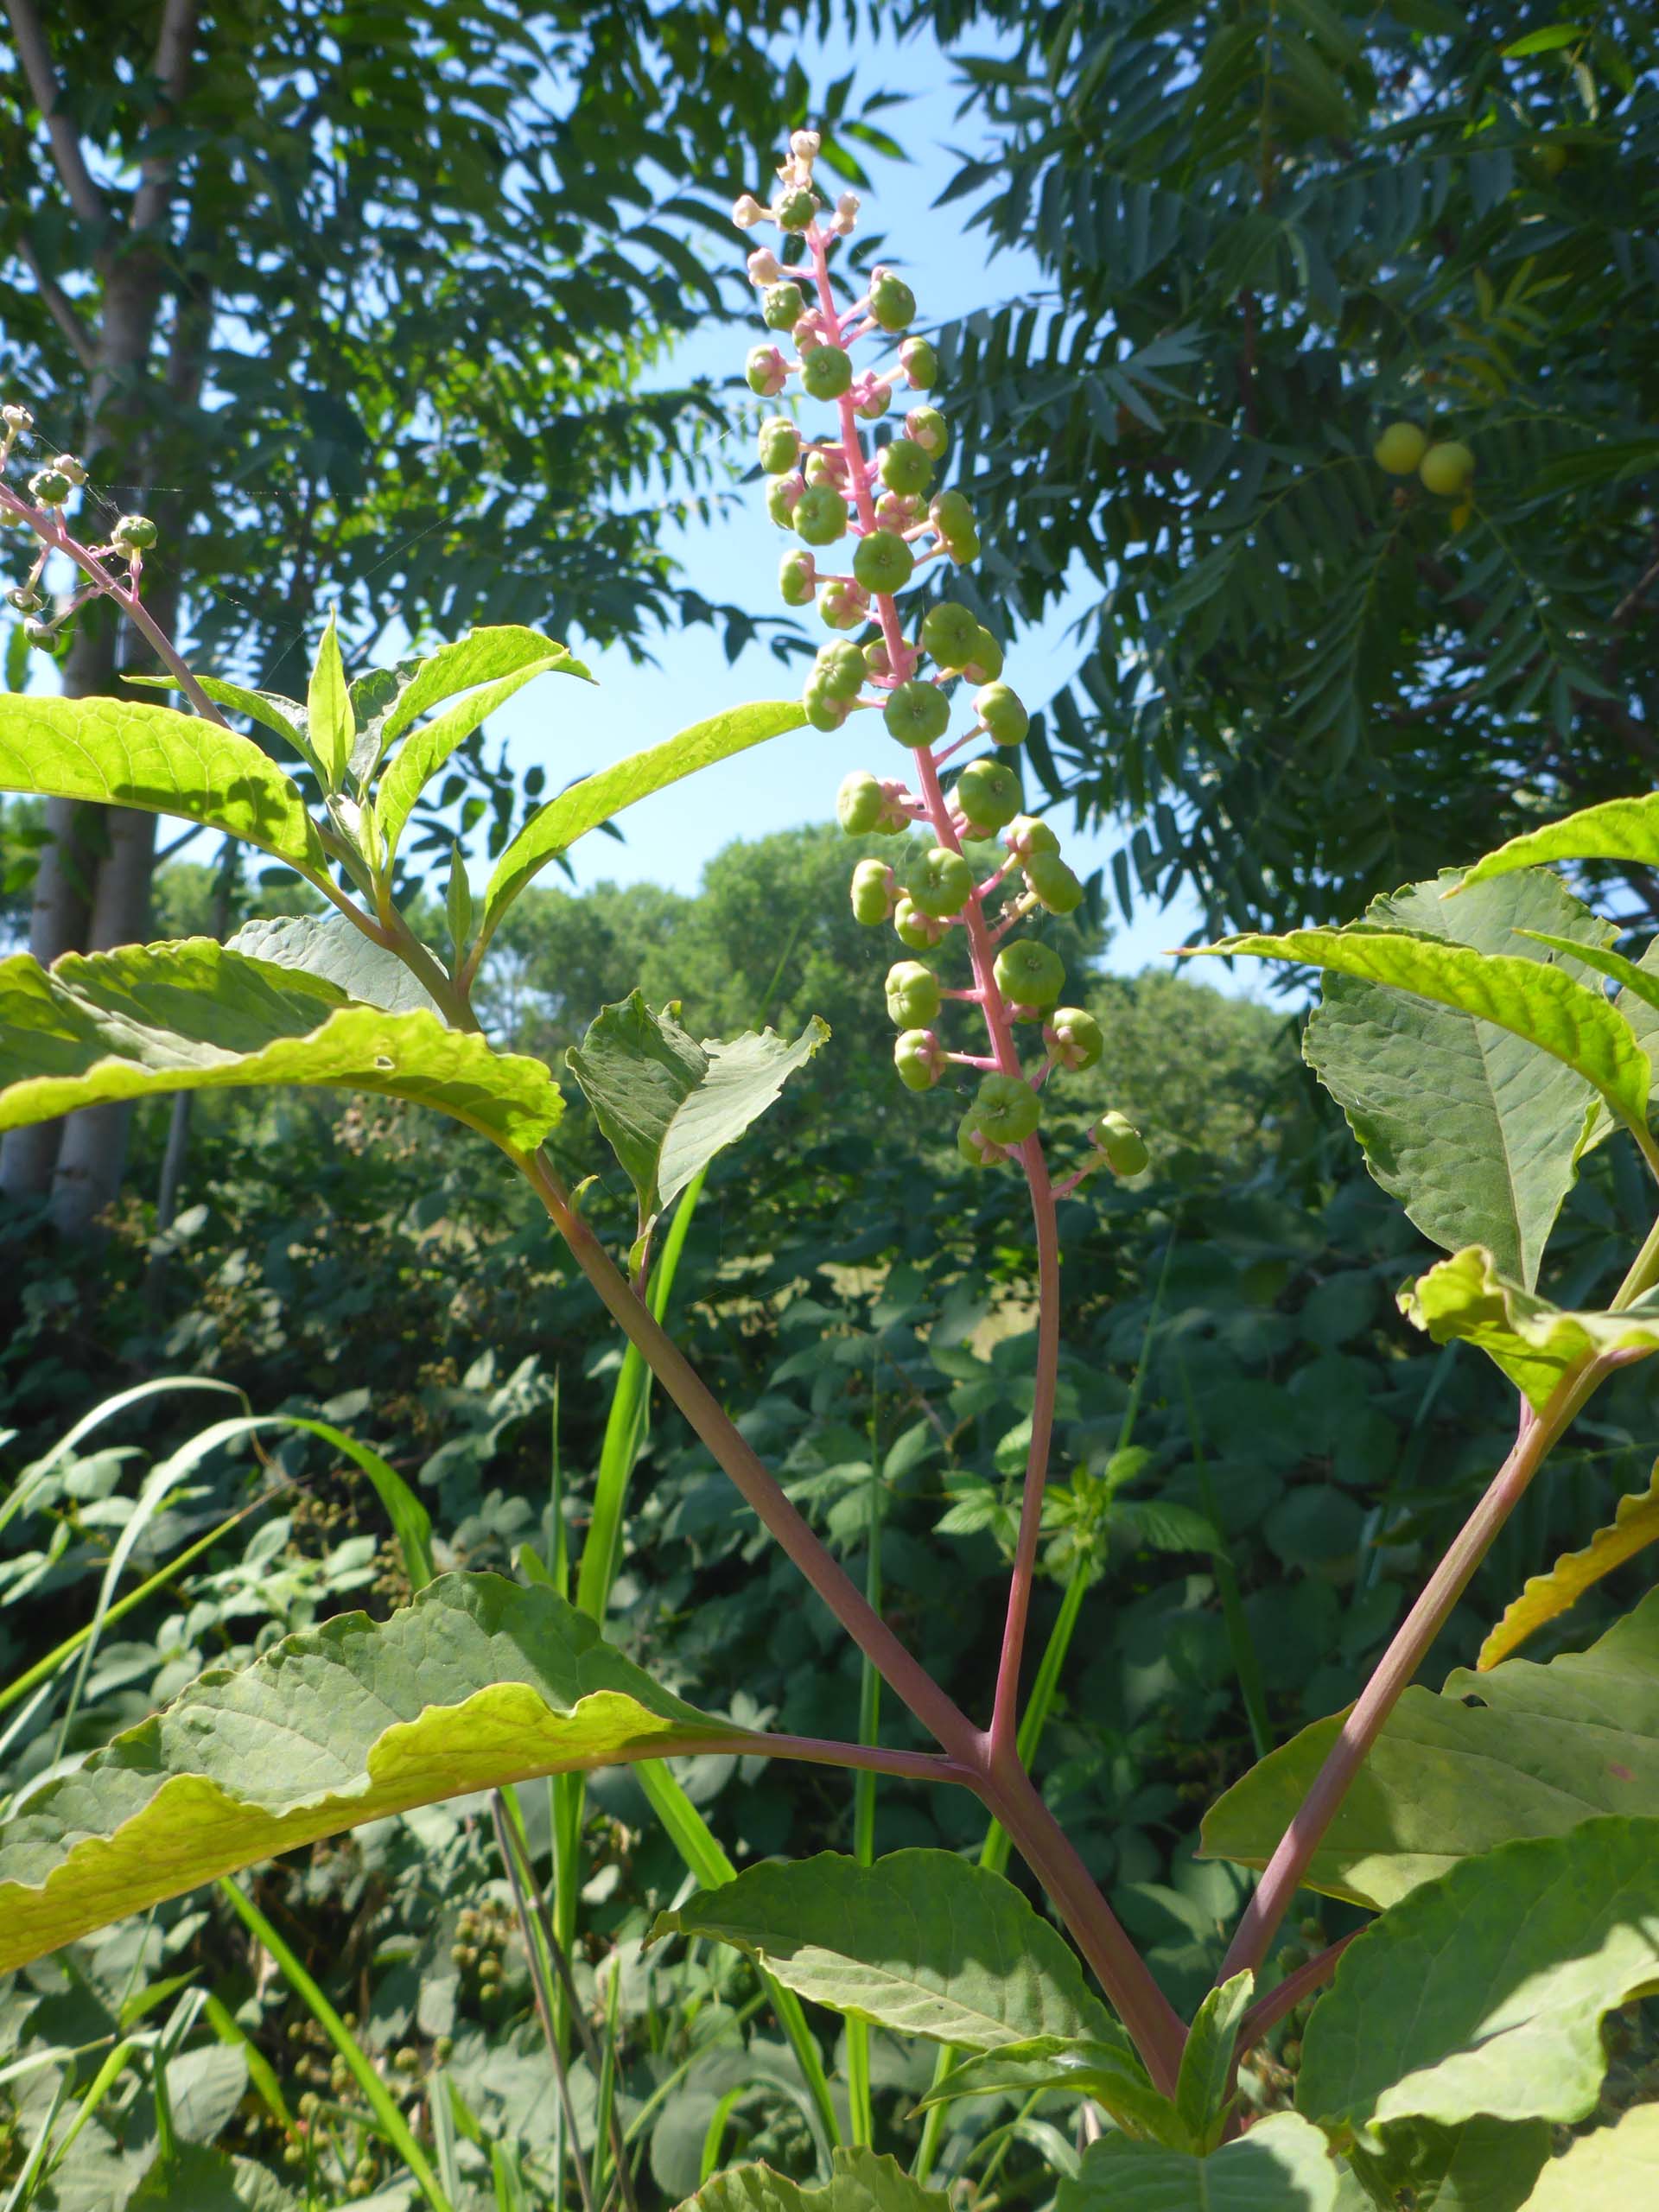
{"left": 1372, "top": 421, "right": 1428, "bottom": 475}
{"left": 1419, "top": 440, "right": 1475, "bottom": 496}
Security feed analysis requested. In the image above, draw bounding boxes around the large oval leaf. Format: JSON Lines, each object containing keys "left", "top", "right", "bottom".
{"left": 1298, "top": 1818, "right": 1659, "bottom": 2140}
{"left": 1200, "top": 1589, "right": 1659, "bottom": 1910}
{"left": 1304, "top": 872, "right": 1607, "bottom": 1289}
{"left": 651, "top": 1849, "right": 1116, "bottom": 2051}
{"left": 1057, "top": 2113, "right": 1338, "bottom": 2212}
{"left": 0, "top": 694, "right": 324, "bottom": 873}
{"left": 678, "top": 2149, "right": 948, "bottom": 2212}
{"left": 0, "top": 1573, "right": 744, "bottom": 1972}
{"left": 479, "top": 700, "right": 808, "bottom": 948}
{"left": 0, "top": 938, "right": 562, "bottom": 1152}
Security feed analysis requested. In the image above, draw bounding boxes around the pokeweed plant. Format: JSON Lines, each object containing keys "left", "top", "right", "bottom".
{"left": 5, "top": 135, "right": 1659, "bottom": 2210}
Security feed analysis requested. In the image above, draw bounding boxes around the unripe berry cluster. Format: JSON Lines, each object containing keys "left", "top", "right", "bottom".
{"left": 1, "top": 399, "right": 160, "bottom": 654}
{"left": 734, "top": 156, "right": 1146, "bottom": 1192}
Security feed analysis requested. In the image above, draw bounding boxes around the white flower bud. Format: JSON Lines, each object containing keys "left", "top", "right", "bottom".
{"left": 837, "top": 192, "right": 860, "bottom": 219}
{"left": 52, "top": 453, "right": 88, "bottom": 486}
{"left": 2, "top": 404, "right": 34, "bottom": 434}
{"left": 790, "top": 130, "right": 822, "bottom": 161}
{"left": 732, "top": 194, "right": 766, "bottom": 229}
{"left": 747, "top": 247, "right": 783, "bottom": 286}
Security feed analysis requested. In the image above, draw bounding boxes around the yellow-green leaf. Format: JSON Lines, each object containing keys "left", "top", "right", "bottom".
{"left": 0, "top": 938, "right": 562, "bottom": 1153}
{"left": 307, "top": 607, "right": 353, "bottom": 791}
{"left": 376, "top": 651, "right": 587, "bottom": 858}
{"left": 1520, "top": 2104, "right": 1659, "bottom": 2207}
{"left": 1480, "top": 1460, "right": 1659, "bottom": 1669}
{"left": 1458, "top": 795, "right": 1659, "bottom": 893}
{"left": 1399, "top": 1245, "right": 1659, "bottom": 1412}
{"left": 0, "top": 694, "right": 324, "bottom": 873}
{"left": 0, "top": 1573, "right": 744, "bottom": 1973}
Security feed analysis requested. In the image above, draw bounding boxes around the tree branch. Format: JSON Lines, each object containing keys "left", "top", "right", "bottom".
{"left": 3, "top": 0, "right": 105, "bottom": 230}
{"left": 15, "top": 233, "right": 96, "bottom": 373}
{"left": 131, "top": 0, "right": 200, "bottom": 236}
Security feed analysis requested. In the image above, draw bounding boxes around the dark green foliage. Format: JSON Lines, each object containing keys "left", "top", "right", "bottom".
{"left": 913, "top": 1, "right": 1659, "bottom": 934}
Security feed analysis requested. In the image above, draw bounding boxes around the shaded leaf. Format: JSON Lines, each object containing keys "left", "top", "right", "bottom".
{"left": 0, "top": 694, "right": 324, "bottom": 872}
{"left": 0, "top": 939, "right": 561, "bottom": 1153}
{"left": 1521, "top": 2105, "right": 1659, "bottom": 2206}
{"left": 1058, "top": 2111, "right": 1338, "bottom": 2211}
{"left": 0, "top": 1573, "right": 743, "bottom": 1972}
{"left": 1344, "top": 2116, "right": 1551, "bottom": 2212}
{"left": 1299, "top": 1818, "right": 1659, "bottom": 2140}
{"left": 1201, "top": 1588, "right": 1659, "bottom": 1910}
{"left": 568, "top": 992, "right": 828, "bottom": 1221}
{"left": 1303, "top": 874, "right": 1607, "bottom": 1289}
{"left": 130, "top": 2144, "right": 301, "bottom": 2209}
{"left": 677, "top": 2148, "right": 949, "bottom": 2212}
{"left": 1480, "top": 1459, "right": 1659, "bottom": 1669}
{"left": 650, "top": 1849, "right": 1117, "bottom": 2051}
{"left": 1399, "top": 1245, "right": 1659, "bottom": 1412}
{"left": 913, "top": 2036, "right": 1179, "bottom": 2148}
{"left": 1176, "top": 1971, "right": 1253, "bottom": 2153}
{"left": 226, "top": 913, "right": 445, "bottom": 1016}
{"left": 480, "top": 701, "right": 808, "bottom": 944}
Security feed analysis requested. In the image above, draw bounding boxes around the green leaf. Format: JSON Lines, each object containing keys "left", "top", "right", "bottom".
{"left": 226, "top": 913, "right": 446, "bottom": 1015}
{"left": 1303, "top": 874, "right": 1608, "bottom": 1289}
{"left": 1520, "top": 2105, "right": 1659, "bottom": 2206}
{"left": 913, "top": 2036, "right": 1179, "bottom": 2147}
{"left": 677, "top": 2147, "right": 949, "bottom": 2212}
{"left": 307, "top": 608, "right": 353, "bottom": 791}
{"left": 1459, "top": 795, "right": 1659, "bottom": 893}
{"left": 0, "top": 939, "right": 562, "bottom": 1153}
{"left": 0, "top": 1572, "right": 743, "bottom": 1973}
{"left": 1479, "top": 1457, "right": 1659, "bottom": 1668}
{"left": 567, "top": 992, "right": 829, "bottom": 1223}
{"left": 1057, "top": 2111, "right": 1338, "bottom": 2211}
{"left": 649, "top": 1849, "right": 1119, "bottom": 2052}
{"left": 130, "top": 2143, "right": 300, "bottom": 2209}
{"left": 1500, "top": 24, "right": 1589, "bottom": 56}
{"left": 125, "top": 674, "right": 312, "bottom": 763}
{"left": 0, "top": 694, "right": 325, "bottom": 873}
{"left": 376, "top": 651, "right": 586, "bottom": 858}
{"left": 379, "top": 626, "right": 583, "bottom": 753}
{"left": 1175, "top": 1971, "right": 1252, "bottom": 2153}
{"left": 1344, "top": 2117, "right": 1551, "bottom": 2212}
{"left": 1299, "top": 1818, "right": 1659, "bottom": 2142}
{"left": 1193, "top": 924, "right": 1650, "bottom": 1146}
{"left": 1200, "top": 1587, "right": 1659, "bottom": 1910}
{"left": 1399, "top": 1245, "right": 1659, "bottom": 1412}
{"left": 480, "top": 700, "right": 808, "bottom": 947}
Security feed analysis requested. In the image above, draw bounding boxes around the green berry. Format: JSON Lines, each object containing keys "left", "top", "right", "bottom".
{"left": 957, "top": 1110, "right": 1002, "bottom": 1166}
{"left": 776, "top": 186, "right": 817, "bottom": 232}
{"left": 949, "top": 529, "right": 981, "bottom": 565}
{"left": 779, "top": 550, "right": 817, "bottom": 606}
{"left": 435, "top": 2036, "right": 454, "bottom": 2063}
{"left": 886, "top": 959, "right": 942, "bottom": 1027}
{"left": 899, "top": 337, "right": 938, "bottom": 389}
{"left": 906, "top": 407, "right": 949, "bottom": 458}
{"left": 995, "top": 938, "right": 1065, "bottom": 1012}
{"left": 1095, "top": 1109, "right": 1149, "bottom": 1175}
{"left": 884, "top": 679, "right": 950, "bottom": 748}
{"left": 394, "top": 2047, "right": 420, "bottom": 2075}
{"left": 894, "top": 1029, "right": 944, "bottom": 1091}
{"left": 818, "top": 578, "right": 868, "bottom": 629}
{"left": 1005, "top": 813, "right": 1059, "bottom": 856}
{"left": 801, "top": 346, "right": 854, "bottom": 402}
{"left": 804, "top": 450, "right": 842, "bottom": 487}
{"left": 974, "top": 1073, "right": 1041, "bottom": 1145}
{"left": 804, "top": 679, "right": 850, "bottom": 732}
{"left": 746, "top": 346, "right": 787, "bottom": 397}
{"left": 111, "top": 512, "right": 157, "bottom": 551}
{"left": 907, "top": 845, "right": 974, "bottom": 918}
{"left": 28, "top": 467, "right": 71, "bottom": 506}
{"left": 1025, "top": 849, "right": 1083, "bottom": 914}
{"left": 921, "top": 601, "right": 980, "bottom": 670}
{"left": 879, "top": 438, "right": 933, "bottom": 498}
{"left": 759, "top": 417, "right": 801, "bottom": 474}
{"left": 816, "top": 640, "right": 867, "bottom": 700}
{"left": 837, "top": 771, "right": 887, "bottom": 836}
{"left": 870, "top": 271, "right": 917, "bottom": 332}
{"left": 850, "top": 859, "right": 896, "bottom": 925}
{"left": 1048, "top": 1007, "right": 1103, "bottom": 1071}
{"left": 1419, "top": 438, "right": 1475, "bottom": 495}
{"left": 962, "top": 626, "right": 1004, "bottom": 682}
{"left": 766, "top": 474, "right": 804, "bottom": 528}
{"left": 893, "top": 894, "right": 945, "bottom": 950}
{"left": 855, "top": 380, "right": 893, "bottom": 420}
{"left": 956, "top": 758, "right": 1021, "bottom": 832}
{"left": 1372, "top": 421, "right": 1427, "bottom": 475}
{"left": 4, "top": 584, "right": 41, "bottom": 613}
{"left": 976, "top": 682, "right": 1029, "bottom": 747}
{"left": 931, "top": 489, "right": 974, "bottom": 543}
{"left": 854, "top": 529, "right": 915, "bottom": 595}
{"left": 763, "top": 282, "right": 807, "bottom": 331}
{"left": 795, "top": 486, "right": 849, "bottom": 545}
{"left": 863, "top": 639, "right": 893, "bottom": 677}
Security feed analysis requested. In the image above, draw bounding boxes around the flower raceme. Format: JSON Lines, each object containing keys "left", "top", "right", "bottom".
{"left": 734, "top": 138, "right": 1144, "bottom": 1184}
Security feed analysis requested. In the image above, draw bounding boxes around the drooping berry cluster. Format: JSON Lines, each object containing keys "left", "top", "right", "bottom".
{"left": 734, "top": 138, "right": 1147, "bottom": 1186}
{"left": 1, "top": 401, "right": 160, "bottom": 653}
